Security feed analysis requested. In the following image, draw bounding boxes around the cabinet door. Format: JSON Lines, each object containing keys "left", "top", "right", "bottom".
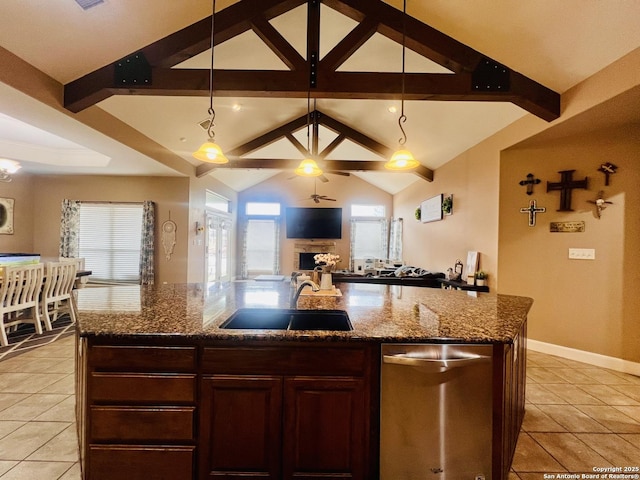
{"left": 199, "top": 375, "right": 283, "bottom": 480}
{"left": 283, "top": 377, "right": 367, "bottom": 480}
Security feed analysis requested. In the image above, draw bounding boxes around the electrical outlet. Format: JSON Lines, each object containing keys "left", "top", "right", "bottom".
{"left": 568, "top": 248, "right": 595, "bottom": 260}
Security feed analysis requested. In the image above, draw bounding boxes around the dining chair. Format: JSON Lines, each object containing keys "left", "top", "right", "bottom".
{"left": 0, "top": 263, "right": 45, "bottom": 347}
{"left": 59, "top": 256, "right": 88, "bottom": 289}
{"left": 41, "top": 261, "right": 78, "bottom": 331}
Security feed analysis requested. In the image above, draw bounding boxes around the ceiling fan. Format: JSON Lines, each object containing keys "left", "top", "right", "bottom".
{"left": 307, "top": 179, "right": 336, "bottom": 203}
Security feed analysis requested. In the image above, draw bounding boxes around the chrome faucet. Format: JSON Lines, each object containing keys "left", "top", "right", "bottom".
{"left": 291, "top": 279, "right": 320, "bottom": 308}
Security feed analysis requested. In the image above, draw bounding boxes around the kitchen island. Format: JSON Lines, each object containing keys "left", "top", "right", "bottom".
{"left": 75, "top": 281, "right": 532, "bottom": 480}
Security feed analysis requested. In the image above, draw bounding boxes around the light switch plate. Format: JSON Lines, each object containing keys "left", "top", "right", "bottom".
{"left": 568, "top": 248, "right": 595, "bottom": 260}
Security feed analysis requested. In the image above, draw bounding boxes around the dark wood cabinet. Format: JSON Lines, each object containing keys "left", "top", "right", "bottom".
{"left": 199, "top": 343, "right": 375, "bottom": 480}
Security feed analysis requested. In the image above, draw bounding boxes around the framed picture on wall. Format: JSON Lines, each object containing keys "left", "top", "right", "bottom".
{"left": 420, "top": 194, "right": 443, "bottom": 223}
{"left": 0, "top": 198, "right": 15, "bottom": 235}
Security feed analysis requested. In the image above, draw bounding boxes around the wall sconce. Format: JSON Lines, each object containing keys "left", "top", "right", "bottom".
{"left": 196, "top": 221, "right": 205, "bottom": 235}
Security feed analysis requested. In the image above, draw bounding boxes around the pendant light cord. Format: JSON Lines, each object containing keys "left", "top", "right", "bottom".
{"left": 398, "top": 0, "right": 408, "bottom": 147}
{"left": 207, "top": 0, "right": 217, "bottom": 140}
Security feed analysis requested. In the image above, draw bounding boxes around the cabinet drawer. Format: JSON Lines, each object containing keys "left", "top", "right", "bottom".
{"left": 90, "top": 406, "right": 195, "bottom": 442}
{"left": 89, "top": 345, "right": 197, "bottom": 372}
{"left": 88, "top": 445, "right": 194, "bottom": 480}
{"left": 203, "top": 346, "right": 368, "bottom": 376}
{"left": 90, "top": 373, "right": 196, "bottom": 404}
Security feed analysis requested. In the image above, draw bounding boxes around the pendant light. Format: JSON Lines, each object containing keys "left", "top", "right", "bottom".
{"left": 193, "top": 0, "right": 228, "bottom": 164}
{"left": 295, "top": 96, "right": 323, "bottom": 177}
{"left": 385, "top": 0, "right": 419, "bottom": 171}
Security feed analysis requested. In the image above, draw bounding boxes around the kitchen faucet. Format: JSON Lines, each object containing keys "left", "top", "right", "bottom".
{"left": 291, "top": 279, "right": 320, "bottom": 308}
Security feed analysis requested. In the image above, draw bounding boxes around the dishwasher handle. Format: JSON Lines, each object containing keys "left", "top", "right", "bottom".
{"left": 383, "top": 352, "right": 490, "bottom": 372}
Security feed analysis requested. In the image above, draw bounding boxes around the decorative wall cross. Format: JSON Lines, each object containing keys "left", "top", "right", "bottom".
{"left": 520, "top": 200, "right": 546, "bottom": 226}
{"left": 598, "top": 162, "right": 617, "bottom": 186}
{"left": 587, "top": 191, "right": 613, "bottom": 219}
{"left": 519, "top": 173, "right": 541, "bottom": 195}
{"left": 546, "top": 170, "right": 588, "bottom": 211}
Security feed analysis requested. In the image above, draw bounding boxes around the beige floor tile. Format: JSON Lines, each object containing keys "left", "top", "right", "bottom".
{"left": 0, "top": 422, "right": 25, "bottom": 440}
{"left": 522, "top": 405, "right": 566, "bottom": 432}
{"left": 529, "top": 432, "right": 613, "bottom": 472}
{"left": 0, "top": 357, "right": 73, "bottom": 375}
{"left": 508, "top": 472, "right": 520, "bottom": 479}
{"left": 34, "top": 396, "right": 76, "bottom": 422}
{"left": 511, "top": 433, "right": 566, "bottom": 472}
{"left": 20, "top": 345, "right": 74, "bottom": 359}
{"left": 0, "top": 461, "right": 18, "bottom": 476}
{"left": 577, "top": 384, "right": 640, "bottom": 406}
{"left": 0, "top": 460, "right": 75, "bottom": 479}
{"left": 575, "top": 433, "right": 640, "bottom": 466}
{"left": 58, "top": 462, "right": 81, "bottom": 480}
{"left": 27, "top": 424, "right": 79, "bottom": 462}
{"left": 580, "top": 368, "right": 637, "bottom": 385}
{"left": 611, "top": 385, "right": 640, "bottom": 403}
{"left": 536, "top": 404, "right": 610, "bottom": 433}
{"left": 526, "top": 353, "right": 567, "bottom": 368}
{"left": 0, "top": 421, "right": 70, "bottom": 461}
{"left": 0, "top": 394, "right": 69, "bottom": 422}
{"left": 576, "top": 405, "right": 640, "bottom": 433}
{"left": 0, "top": 394, "right": 29, "bottom": 412}
{"left": 527, "top": 368, "right": 569, "bottom": 384}
{"left": 0, "top": 373, "right": 68, "bottom": 394}
{"left": 552, "top": 368, "right": 601, "bottom": 384}
{"left": 613, "top": 405, "right": 640, "bottom": 423}
{"left": 542, "top": 384, "right": 604, "bottom": 405}
{"left": 619, "top": 433, "right": 640, "bottom": 446}
{"left": 610, "top": 372, "right": 640, "bottom": 385}
{"left": 526, "top": 384, "right": 568, "bottom": 404}
{"left": 38, "top": 374, "right": 75, "bottom": 395}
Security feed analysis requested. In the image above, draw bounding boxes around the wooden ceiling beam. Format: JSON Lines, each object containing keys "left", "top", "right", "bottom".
{"left": 249, "top": 15, "right": 306, "bottom": 71}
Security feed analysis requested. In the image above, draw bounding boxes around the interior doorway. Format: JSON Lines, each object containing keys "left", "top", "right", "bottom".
{"left": 205, "top": 212, "right": 231, "bottom": 283}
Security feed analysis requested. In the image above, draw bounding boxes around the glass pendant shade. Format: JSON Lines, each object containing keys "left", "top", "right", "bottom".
{"left": 0, "top": 159, "right": 21, "bottom": 174}
{"left": 295, "top": 158, "right": 323, "bottom": 177}
{"left": 384, "top": 149, "right": 419, "bottom": 170}
{"left": 192, "top": 138, "right": 229, "bottom": 164}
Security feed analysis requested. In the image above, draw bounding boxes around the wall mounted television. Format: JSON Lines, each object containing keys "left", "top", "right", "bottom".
{"left": 285, "top": 207, "right": 342, "bottom": 239}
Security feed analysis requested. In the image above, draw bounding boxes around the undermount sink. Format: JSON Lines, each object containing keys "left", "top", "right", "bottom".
{"left": 221, "top": 308, "right": 352, "bottom": 331}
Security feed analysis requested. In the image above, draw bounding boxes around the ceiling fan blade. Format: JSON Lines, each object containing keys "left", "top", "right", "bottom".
{"left": 327, "top": 170, "right": 350, "bottom": 177}
{"left": 313, "top": 197, "right": 320, "bottom": 203}
{"left": 318, "top": 174, "right": 329, "bottom": 183}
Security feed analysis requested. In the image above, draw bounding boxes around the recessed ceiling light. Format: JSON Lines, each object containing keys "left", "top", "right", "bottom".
{"left": 232, "top": 103, "right": 242, "bottom": 112}
{"left": 74, "top": 0, "right": 104, "bottom": 10}
{"left": 388, "top": 106, "right": 397, "bottom": 114}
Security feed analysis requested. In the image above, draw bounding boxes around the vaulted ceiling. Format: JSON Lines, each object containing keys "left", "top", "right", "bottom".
{"left": 1, "top": 0, "right": 640, "bottom": 193}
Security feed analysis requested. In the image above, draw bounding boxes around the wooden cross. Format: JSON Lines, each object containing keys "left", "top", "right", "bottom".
{"left": 520, "top": 200, "right": 546, "bottom": 226}
{"left": 546, "top": 170, "right": 588, "bottom": 211}
{"left": 519, "top": 173, "right": 541, "bottom": 195}
{"left": 598, "top": 162, "right": 617, "bottom": 186}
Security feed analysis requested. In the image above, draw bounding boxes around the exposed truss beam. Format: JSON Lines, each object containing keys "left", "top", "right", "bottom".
{"left": 195, "top": 109, "right": 434, "bottom": 181}
{"left": 64, "top": 0, "right": 560, "bottom": 121}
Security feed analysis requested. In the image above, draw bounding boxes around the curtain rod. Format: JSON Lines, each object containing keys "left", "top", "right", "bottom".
{"left": 79, "top": 201, "right": 144, "bottom": 205}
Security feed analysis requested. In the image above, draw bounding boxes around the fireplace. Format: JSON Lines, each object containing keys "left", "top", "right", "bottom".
{"left": 293, "top": 241, "right": 336, "bottom": 271}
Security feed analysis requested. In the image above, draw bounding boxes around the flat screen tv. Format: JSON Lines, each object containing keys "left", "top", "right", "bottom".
{"left": 286, "top": 207, "right": 342, "bottom": 239}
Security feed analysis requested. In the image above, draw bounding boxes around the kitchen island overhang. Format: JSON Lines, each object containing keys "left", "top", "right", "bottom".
{"left": 75, "top": 281, "right": 532, "bottom": 480}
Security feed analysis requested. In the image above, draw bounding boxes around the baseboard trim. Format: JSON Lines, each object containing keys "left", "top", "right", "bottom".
{"left": 527, "top": 339, "right": 640, "bottom": 377}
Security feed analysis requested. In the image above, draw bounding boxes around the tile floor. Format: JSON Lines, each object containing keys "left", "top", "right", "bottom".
{"left": 0, "top": 336, "right": 639, "bottom": 479}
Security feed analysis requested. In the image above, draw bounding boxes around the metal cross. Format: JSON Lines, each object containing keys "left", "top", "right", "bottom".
{"left": 546, "top": 170, "right": 588, "bottom": 211}
{"left": 519, "top": 173, "right": 541, "bottom": 195}
{"left": 598, "top": 162, "right": 617, "bottom": 186}
{"left": 520, "top": 200, "right": 546, "bottom": 227}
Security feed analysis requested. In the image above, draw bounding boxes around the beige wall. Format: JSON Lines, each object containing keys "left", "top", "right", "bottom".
{"left": 499, "top": 120, "right": 640, "bottom": 363}
{"left": 238, "top": 172, "right": 393, "bottom": 276}
{"left": 29, "top": 175, "right": 190, "bottom": 285}
{"left": 0, "top": 174, "right": 35, "bottom": 253}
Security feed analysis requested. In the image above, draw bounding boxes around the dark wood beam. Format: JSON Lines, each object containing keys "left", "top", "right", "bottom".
{"left": 318, "top": 111, "right": 394, "bottom": 158}
{"left": 319, "top": 17, "right": 378, "bottom": 72}
{"left": 285, "top": 133, "right": 310, "bottom": 157}
{"left": 319, "top": 134, "right": 346, "bottom": 158}
{"left": 249, "top": 15, "right": 306, "bottom": 71}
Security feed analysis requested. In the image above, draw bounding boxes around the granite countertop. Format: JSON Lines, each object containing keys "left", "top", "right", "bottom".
{"left": 75, "top": 281, "right": 533, "bottom": 344}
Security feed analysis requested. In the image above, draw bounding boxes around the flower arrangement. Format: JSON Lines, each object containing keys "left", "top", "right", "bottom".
{"left": 314, "top": 253, "right": 340, "bottom": 272}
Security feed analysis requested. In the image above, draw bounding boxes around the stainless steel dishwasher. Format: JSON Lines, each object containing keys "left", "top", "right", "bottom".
{"left": 380, "top": 343, "right": 493, "bottom": 480}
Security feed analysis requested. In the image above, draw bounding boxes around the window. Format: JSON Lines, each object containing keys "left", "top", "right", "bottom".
{"left": 350, "top": 204, "right": 387, "bottom": 267}
{"left": 242, "top": 202, "right": 281, "bottom": 278}
{"left": 206, "top": 190, "right": 230, "bottom": 213}
{"left": 78, "top": 203, "right": 143, "bottom": 283}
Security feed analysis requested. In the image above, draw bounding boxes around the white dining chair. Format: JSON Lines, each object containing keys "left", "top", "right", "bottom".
{"left": 41, "top": 261, "right": 78, "bottom": 331}
{"left": 0, "top": 263, "right": 45, "bottom": 347}
{"left": 59, "top": 256, "right": 88, "bottom": 289}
